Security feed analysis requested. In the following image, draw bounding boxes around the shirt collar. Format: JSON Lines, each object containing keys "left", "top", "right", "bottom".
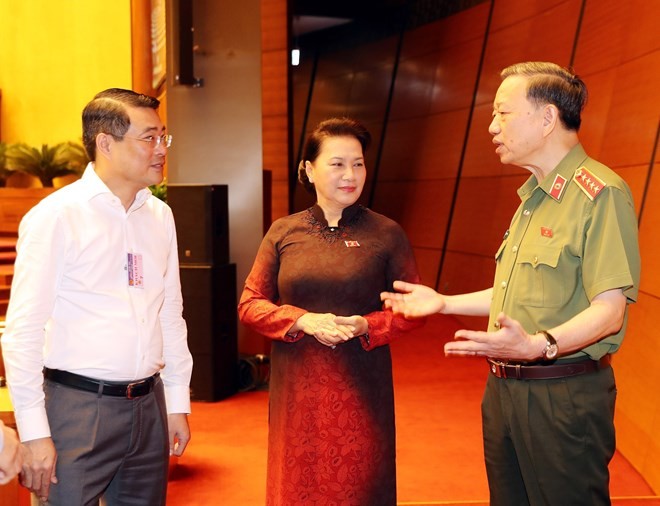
{"left": 80, "top": 162, "right": 152, "bottom": 210}
{"left": 80, "top": 162, "right": 111, "bottom": 200}
{"left": 310, "top": 202, "right": 362, "bottom": 228}
{"left": 517, "top": 143, "right": 588, "bottom": 201}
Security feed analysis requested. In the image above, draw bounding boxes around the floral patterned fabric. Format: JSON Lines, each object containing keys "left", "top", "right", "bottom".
{"left": 238, "top": 203, "right": 422, "bottom": 506}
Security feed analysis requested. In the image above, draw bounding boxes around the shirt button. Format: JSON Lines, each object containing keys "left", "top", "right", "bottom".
{"left": 512, "top": 245, "right": 518, "bottom": 253}
{"left": 494, "top": 321, "right": 501, "bottom": 329}
{"left": 500, "top": 281, "right": 507, "bottom": 289}
{"left": 533, "top": 256, "right": 538, "bottom": 265}
{"left": 523, "top": 209, "right": 531, "bottom": 216}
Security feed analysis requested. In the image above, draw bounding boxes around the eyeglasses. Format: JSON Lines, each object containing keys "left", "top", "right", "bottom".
{"left": 124, "top": 134, "right": 173, "bottom": 149}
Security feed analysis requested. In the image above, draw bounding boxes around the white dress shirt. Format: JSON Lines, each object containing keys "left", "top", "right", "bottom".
{"left": 2, "top": 164, "right": 193, "bottom": 441}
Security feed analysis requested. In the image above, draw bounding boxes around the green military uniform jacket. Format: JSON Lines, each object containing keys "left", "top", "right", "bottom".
{"left": 489, "top": 143, "right": 641, "bottom": 359}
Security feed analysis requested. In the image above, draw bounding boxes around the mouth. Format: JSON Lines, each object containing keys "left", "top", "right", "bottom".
{"left": 338, "top": 186, "right": 357, "bottom": 192}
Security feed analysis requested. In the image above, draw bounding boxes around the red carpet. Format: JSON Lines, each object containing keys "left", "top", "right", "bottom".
{"left": 167, "top": 315, "right": 658, "bottom": 505}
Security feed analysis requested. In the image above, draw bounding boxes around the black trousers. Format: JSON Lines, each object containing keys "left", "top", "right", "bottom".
{"left": 43, "top": 376, "right": 169, "bottom": 506}
{"left": 482, "top": 366, "right": 616, "bottom": 506}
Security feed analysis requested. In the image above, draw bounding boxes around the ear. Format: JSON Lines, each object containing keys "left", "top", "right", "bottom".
{"left": 542, "top": 104, "right": 559, "bottom": 135}
{"left": 96, "top": 133, "right": 113, "bottom": 159}
{"left": 305, "top": 160, "right": 314, "bottom": 183}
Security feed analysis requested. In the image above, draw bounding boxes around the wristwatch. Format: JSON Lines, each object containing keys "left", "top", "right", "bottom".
{"left": 539, "top": 330, "right": 559, "bottom": 361}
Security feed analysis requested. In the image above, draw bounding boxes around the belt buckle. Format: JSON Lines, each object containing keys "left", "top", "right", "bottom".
{"left": 489, "top": 359, "right": 506, "bottom": 378}
{"left": 126, "top": 381, "right": 141, "bottom": 399}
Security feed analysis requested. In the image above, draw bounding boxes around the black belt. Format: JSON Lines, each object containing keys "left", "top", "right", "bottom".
{"left": 44, "top": 368, "right": 159, "bottom": 399}
{"left": 487, "top": 355, "right": 611, "bottom": 380}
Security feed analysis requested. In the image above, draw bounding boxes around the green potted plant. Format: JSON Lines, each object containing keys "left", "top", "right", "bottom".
{"left": 0, "top": 142, "right": 12, "bottom": 187}
{"left": 149, "top": 178, "right": 168, "bottom": 202}
{"left": 5, "top": 141, "right": 88, "bottom": 187}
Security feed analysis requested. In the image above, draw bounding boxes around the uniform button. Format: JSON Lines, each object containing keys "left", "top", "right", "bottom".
{"left": 500, "top": 281, "right": 507, "bottom": 289}
{"left": 533, "top": 256, "right": 538, "bottom": 265}
{"left": 523, "top": 209, "right": 531, "bottom": 216}
{"left": 494, "top": 321, "right": 501, "bottom": 329}
{"left": 512, "top": 245, "right": 518, "bottom": 253}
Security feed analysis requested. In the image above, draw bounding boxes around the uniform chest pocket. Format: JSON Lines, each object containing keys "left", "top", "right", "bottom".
{"left": 514, "top": 245, "right": 565, "bottom": 308}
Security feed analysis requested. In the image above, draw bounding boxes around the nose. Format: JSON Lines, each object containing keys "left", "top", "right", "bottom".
{"left": 488, "top": 116, "right": 500, "bottom": 136}
{"left": 342, "top": 166, "right": 355, "bottom": 180}
{"left": 154, "top": 143, "right": 168, "bottom": 156}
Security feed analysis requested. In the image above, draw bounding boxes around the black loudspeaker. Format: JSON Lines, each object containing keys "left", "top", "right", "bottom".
{"left": 168, "top": 184, "right": 237, "bottom": 401}
{"left": 180, "top": 264, "right": 238, "bottom": 401}
{"left": 167, "top": 185, "right": 229, "bottom": 266}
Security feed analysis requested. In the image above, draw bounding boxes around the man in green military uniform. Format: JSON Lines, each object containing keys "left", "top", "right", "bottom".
{"left": 381, "top": 61, "right": 641, "bottom": 505}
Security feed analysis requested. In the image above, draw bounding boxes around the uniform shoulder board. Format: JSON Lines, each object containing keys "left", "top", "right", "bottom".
{"left": 573, "top": 166, "right": 606, "bottom": 201}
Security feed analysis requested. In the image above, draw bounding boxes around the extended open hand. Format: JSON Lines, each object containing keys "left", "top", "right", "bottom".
{"left": 380, "top": 280, "right": 445, "bottom": 318}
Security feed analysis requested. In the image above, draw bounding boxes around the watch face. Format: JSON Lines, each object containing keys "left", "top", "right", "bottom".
{"left": 545, "top": 344, "right": 559, "bottom": 360}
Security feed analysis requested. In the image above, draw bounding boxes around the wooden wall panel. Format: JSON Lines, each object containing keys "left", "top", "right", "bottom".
{"left": 347, "top": 37, "right": 400, "bottom": 72}
{"left": 261, "top": 0, "right": 287, "bottom": 51}
{"left": 615, "top": 293, "right": 660, "bottom": 486}
{"left": 270, "top": 179, "right": 289, "bottom": 224}
{"left": 401, "top": 2, "right": 490, "bottom": 59}
{"left": 262, "top": 51, "right": 288, "bottom": 117}
{"left": 414, "top": 111, "right": 471, "bottom": 179}
{"left": 574, "top": 0, "right": 660, "bottom": 75}
{"left": 305, "top": 75, "right": 354, "bottom": 130}
{"left": 374, "top": 118, "right": 422, "bottom": 180}
{"left": 389, "top": 54, "right": 438, "bottom": 120}
{"left": 585, "top": 53, "right": 660, "bottom": 169}
{"left": 445, "top": 175, "right": 526, "bottom": 257}
{"left": 637, "top": 162, "right": 660, "bottom": 298}
{"left": 378, "top": 112, "right": 469, "bottom": 182}
{"left": 390, "top": 14, "right": 484, "bottom": 120}
{"left": 440, "top": 251, "right": 496, "bottom": 296}
{"left": 578, "top": 68, "right": 616, "bottom": 159}
{"left": 130, "top": 0, "right": 154, "bottom": 96}
{"left": 261, "top": 113, "right": 288, "bottom": 180}
{"left": 461, "top": 103, "right": 521, "bottom": 177}
{"left": 413, "top": 247, "right": 442, "bottom": 286}
{"left": 612, "top": 165, "right": 650, "bottom": 216}
{"left": 319, "top": 38, "right": 397, "bottom": 77}
{"left": 429, "top": 38, "right": 485, "bottom": 114}
{"left": 372, "top": 180, "right": 454, "bottom": 250}
{"left": 461, "top": 103, "right": 500, "bottom": 176}
{"left": 261, "top": 0, "right": 289, "bottom": 223}
{"left": 488, "top": 0, "right": 573, "bottom": 31}
{"left": 347, "top": 67, "right": 394, "bottom": 124}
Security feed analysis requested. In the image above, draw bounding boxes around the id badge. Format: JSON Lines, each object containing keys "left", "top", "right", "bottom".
{"left": 127, "top": 252, "right": 144, "bottom": 288}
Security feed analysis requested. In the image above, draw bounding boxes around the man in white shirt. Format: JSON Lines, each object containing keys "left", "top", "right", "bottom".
{"left": 0, "top": 420, "right": 23, "bottom": 484}
{"left": 1, "top": 89, "right": 193, "bottom": 505}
